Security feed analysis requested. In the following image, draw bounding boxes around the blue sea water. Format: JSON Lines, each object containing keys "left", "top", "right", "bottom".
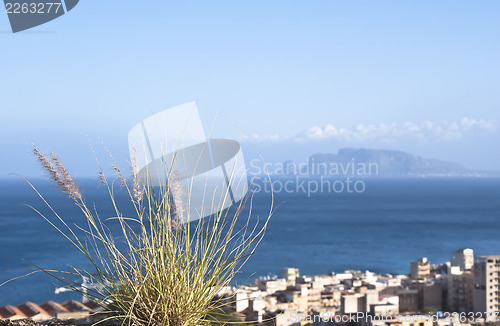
{"left": 0, "top": 177, "right": 499, "bottom": 306}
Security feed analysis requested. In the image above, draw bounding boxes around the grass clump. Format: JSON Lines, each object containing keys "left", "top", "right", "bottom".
{"left": 29, "top": 146, "right": 271, "bottom": 326}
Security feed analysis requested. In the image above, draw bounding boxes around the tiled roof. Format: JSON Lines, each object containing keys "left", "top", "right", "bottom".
{"left": 0, "top": 305, "right": 27, "bottom": 320}
{"left": 17, "top": 301, "right": 51, "bottom": 318}
{"left": 39, "top": 300, "right": 69, "bottom": 316}
{"left": 61, "top": 300, "right": 94, "bottom": 313}
{"left": 83, "top": 300, "right": 102, "bottom": 311}
{"left": 0, "top": 299, "right": 100, "bottom": 322}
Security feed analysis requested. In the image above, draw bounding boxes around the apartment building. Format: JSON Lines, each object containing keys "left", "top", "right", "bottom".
{"left": 473, "top": 255, "right": 500, "bottom": 319}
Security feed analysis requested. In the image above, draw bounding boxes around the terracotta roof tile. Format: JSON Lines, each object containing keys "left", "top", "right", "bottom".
{"left": 39, "top": 300, "right": 69, "bottom": 317}
{"left": 62, "top": 300, "right": 93, "bottom": 313}
{"left": 0, "top": 305, "right": 27, "bottom": 319}
{"left": 17, "top": 301, "right": 50, "bottom": 318}
{"left": 83, "top": 300, "right": 102, "bottom": 311}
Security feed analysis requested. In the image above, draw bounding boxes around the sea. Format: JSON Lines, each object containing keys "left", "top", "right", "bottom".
{"left": 0, "top": 177, "right": 499, "bottom": 306}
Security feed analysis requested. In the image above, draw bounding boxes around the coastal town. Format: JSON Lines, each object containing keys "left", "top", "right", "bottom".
{"left": 0, "top": 248, "right": 498, "bottom": 326}
{"left": 219, "top": 248, "right": 499, "bottom": 326}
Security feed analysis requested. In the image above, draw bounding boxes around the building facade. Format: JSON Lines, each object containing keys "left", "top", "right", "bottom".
{"left": 447, "top": 266, "right": 474, "bottom": 313}
{"left": 451, "top": 248, "right": 474, "bottom": 272}
{"left": 411, "top": 257, "right": 431, "bottom": 280}
{"left": 473, "top": 255, "right": 500, "bottom": 319}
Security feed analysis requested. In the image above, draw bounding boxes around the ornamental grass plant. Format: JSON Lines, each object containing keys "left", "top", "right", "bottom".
{"left": 27, "top": 146, "right": 271, "bottom": 326}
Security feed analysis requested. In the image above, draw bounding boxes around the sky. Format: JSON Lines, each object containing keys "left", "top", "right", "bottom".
{"left": 1, "top": 0, "right": 499, "bottom": 178}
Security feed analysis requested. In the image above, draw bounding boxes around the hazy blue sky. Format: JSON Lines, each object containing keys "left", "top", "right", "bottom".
{"left": 1, "top": 0, "right": 499, "bottom": 177}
